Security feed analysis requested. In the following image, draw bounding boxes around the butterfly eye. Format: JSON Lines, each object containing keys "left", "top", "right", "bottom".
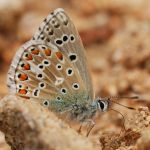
{"left": 72, "top": 83, "right": 80, "bottom": 90}
{"left": 56, "top": 64, "right": 63, "bottom": 70}
{"left": 97, "top": 100, "right": 108, "bottom": 112}
{"left": 43, "top": 100, "right": 50, "bottom": 107}
{"left": 66, "top": 68, "right": 74, "bottom": 76}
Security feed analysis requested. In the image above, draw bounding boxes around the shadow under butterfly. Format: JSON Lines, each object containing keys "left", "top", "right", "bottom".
{"left": 7, "top": 8, "right": 138, "bottom": 136}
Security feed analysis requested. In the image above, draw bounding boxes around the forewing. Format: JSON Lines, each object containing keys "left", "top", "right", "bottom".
{"left": 33, "top": 8, "right": 94, "bottom": 99}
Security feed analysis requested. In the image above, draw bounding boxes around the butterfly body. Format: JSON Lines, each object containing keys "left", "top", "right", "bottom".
{"left": 7, "top": 8, "right": 109, "bottom": 125}
{"left": 49, "top": 92, "right": 98, "bottom": 122}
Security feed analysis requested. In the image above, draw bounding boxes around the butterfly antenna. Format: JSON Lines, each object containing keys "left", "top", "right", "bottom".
{"left": 109, "top": 109, "right": 126, "bottom": 135}
{"left": 106, "top": 95, "right": 139, "bottom": 110}
{"left": 109, "top": 95, "right": 139, "bottom": 100}
{"left": 109, "top": 100, "right": 135, "bottom": 110}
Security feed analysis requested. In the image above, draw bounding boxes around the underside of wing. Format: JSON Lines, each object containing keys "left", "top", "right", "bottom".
{"left": 33, "top": 8, "right": 94, "bottom": 99}
{"left": 7, "top": 40, "right": 87, "bottom": 106}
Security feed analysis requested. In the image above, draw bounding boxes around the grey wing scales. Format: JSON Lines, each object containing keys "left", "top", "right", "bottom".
{"left": 33, "top": 8, "right": 94, "bottom": 99}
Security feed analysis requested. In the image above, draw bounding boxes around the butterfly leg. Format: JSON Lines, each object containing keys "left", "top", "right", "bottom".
{"left": 77, "top": 123, "right": 83, "bottom": 134}
{"left": 85, "top": 119, "right": 95, "bottom": 137}
{"left": 77, "top": 119, "right": 95, "bottom": 136}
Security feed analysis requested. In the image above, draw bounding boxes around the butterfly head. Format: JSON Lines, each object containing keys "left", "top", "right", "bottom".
{"left": 93, "top": 95, "right": 138, "bottom": 114}
{"left": 95, "top": 98, "right": 110, "bottom": 112}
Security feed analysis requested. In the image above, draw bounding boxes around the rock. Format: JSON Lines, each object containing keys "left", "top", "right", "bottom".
{"left": 0, "top": 95, "right": 96, "bottom": 150}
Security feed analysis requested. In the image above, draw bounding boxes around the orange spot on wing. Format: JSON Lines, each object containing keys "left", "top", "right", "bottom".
{"left": 23, "top": 64, "right": 30, "bottom": 70}
{"left": 44, "top": 49, "right": 51, "bottom": 56}
{"left": 31, "top": 49, "right": 40, "bottom": 55}
{"left": 18, "top": 74, "right": 28, "bottom": 81}
{"left": 56, "top": 52, "right": 63, "bottom": 61}
{"left": 18, "top": 89, "right": 27, "bottom": 94}
{"left": 26, "top": 54, "right": 33, "bottom": 60}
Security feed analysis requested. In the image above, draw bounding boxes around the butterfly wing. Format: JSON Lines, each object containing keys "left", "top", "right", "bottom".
{"left": 33, "top": 8, "right": 94, "bottom": 99}
{"left": 7, "top": 8, "right": 94, "bottom": 112}
{"left": 7, "top": 40, "right": 88, "bottom": 107}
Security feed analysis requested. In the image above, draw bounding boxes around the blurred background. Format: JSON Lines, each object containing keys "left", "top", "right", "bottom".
{"left": 0, "top": 0, "right": 150, "bottom": 149}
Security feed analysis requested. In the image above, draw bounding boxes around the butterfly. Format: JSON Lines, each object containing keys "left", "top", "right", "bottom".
{"left": 7, "top": 8, "right": 133, "bottom": 136}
